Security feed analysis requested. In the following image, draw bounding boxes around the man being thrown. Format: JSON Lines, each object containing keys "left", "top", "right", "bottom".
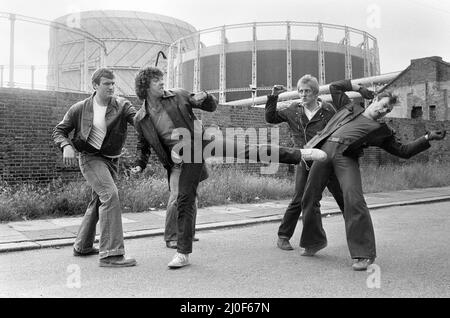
{"left": 131, "top": 66, "right": 327, "bottom": 269}
{"left": 53, "top": 68, "right": 137, "bottom": 268}
{"left": 299, "top": 79, "right": 446, "bottom": 271}
{"left": 265, "top": 75, "right": 346, "bottom": 251}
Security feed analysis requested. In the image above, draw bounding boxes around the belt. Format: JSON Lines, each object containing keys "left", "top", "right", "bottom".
{"left": 327, "top": 137, "right": 354, "bottom": 145}
{"left": 80, "top": 152, "right": 119, "bottom": 162}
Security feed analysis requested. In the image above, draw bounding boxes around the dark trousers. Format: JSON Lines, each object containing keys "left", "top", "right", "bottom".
{"left": 176, "top": 142, "right": 304, "bottom": 254}
{"left": 165, "top": 163, "right": 197, "bottom": 242}
{"left": 278, "top": 161, "right": 344, "bottom": 240}
{"left": 176, "top": 162, "right": 203, "bottom": 254}
{"left": 300, "top": 141, "right": 376, "bottom": 259}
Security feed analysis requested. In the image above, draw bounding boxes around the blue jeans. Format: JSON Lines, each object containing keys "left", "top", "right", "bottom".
{"left": 74, "top": 154, "right": 125, "bottom": 259}
{"left": 165, "top": 163, "right": 197, "bottom": 242}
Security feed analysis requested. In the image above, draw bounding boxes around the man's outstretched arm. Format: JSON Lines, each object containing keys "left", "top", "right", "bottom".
{"left": 190, "top": 91, "right": 218, "bottom": 112}
{"left": 381, "top": 130, "right": 446, "bottom": 159}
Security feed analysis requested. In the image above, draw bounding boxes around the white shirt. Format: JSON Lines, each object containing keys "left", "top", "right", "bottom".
{"left": 87, "top": 99, "right": 107, "bottom": 150}
{"left": 304, "top": 101, "right": 322, "bottom": 121}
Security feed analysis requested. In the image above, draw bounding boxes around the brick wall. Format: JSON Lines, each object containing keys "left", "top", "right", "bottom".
{"left": 385, "top": 56, "right": 450, "bottom": 121}
{"left": 1, "top": 87, "right": 449, "bottom": 184}
{"left": 378, "top": 118, "right": 450, "bottom": 164}
{"left": 0, "top": 88, "right": 85, "bottom": 183}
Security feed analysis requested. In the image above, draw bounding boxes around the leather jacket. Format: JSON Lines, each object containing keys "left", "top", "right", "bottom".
{"left": 52, "top": 93, "right": 136, "bottom": 157}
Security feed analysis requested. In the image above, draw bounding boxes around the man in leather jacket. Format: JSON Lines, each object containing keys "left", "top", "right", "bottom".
{"left": 53, "top": 68, "right": 137, "bottom": 268}
{"left": 265, "top": 75, "right": 345, "bottom": 251}
{"left": 299, "top": 79, "right": 446, "bottom": 271}
{"left": 131, "top": 67, "right": 327, "bottom": 269}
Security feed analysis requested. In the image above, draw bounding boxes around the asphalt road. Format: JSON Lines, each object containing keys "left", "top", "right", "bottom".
{"left": 1, "top": 202, "right": 449, "bottom": 298}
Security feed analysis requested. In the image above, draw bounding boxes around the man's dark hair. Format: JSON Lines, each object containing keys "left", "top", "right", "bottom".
{"left": 135, "top": 66, "right": 164, "bottom": 100}
{"left": 91, "top": 68, "right": 115, "bottom": 86}
{"left": 377, "top": 91, "right": 398, "bottom": 106}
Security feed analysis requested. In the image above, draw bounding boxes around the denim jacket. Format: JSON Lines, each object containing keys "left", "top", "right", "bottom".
{"left": 52, "top": 93, "right": 136, "bottom": 157}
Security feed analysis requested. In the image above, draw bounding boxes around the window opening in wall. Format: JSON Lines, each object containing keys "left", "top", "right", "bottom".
{"left": 429, "top": 105, "right": 436, "bottom": 121}
{"left": 411, "top": 106, "right": 423, "bottom": 119}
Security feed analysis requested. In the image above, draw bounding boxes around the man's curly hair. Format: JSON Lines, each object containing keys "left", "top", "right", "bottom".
{"left": 377, "top": 91, "right": 398, "bottom": 106}
{"left": 135, "top": 66, "right": 164, "bottom": 100}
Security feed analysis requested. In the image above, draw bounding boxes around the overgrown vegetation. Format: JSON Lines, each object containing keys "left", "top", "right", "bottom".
{"left": 1, "top": 162, "right": 449, "bottom": 222}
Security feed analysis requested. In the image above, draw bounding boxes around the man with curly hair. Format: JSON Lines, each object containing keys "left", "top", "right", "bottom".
{"left": 131, "top": 66, "right": 327, "bottom": 269}
{"left": 131, "top": 67, "right": 217, "bottom": 268}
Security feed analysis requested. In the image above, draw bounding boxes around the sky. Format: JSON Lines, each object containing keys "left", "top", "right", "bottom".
{"left": 0, "top": 0, "right": 449, "bottom": 86}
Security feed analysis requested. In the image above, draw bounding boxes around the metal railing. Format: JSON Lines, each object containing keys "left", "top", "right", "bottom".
{"left": 0, "top": 12, "right": 107, "bottom": 91}
{"left": 0, "top": 12, "right": 176, "bottom": 94}
{"left": 166, "top": 21, "right": 381, "bottom": 103}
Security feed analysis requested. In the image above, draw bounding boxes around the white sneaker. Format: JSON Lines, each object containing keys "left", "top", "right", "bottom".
{"left": 300, "top": 149, "right": 327, "bottom": 162}
{"left": 168, "top": 252, "right": 190, "bottom": 269}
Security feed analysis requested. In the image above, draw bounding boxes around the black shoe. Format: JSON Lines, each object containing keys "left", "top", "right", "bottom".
{"left": 277, "top": 238, "right": 294, "bottom": 251}
{"left": 73, "top": 247, "right": 99, "bottom": 257}
{"left": 166, "top": 241, "right": 178, "bottom": 249}
{"left": 193, "top": 237, "right": 199, "bottom": 242}
{"left": 301, "top": 242, "right": 327, "bottom": 256}
{"left": 99, "top": 255, "right": 137, "bottom": 268}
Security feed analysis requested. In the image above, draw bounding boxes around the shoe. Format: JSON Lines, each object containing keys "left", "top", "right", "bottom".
{"left": 168, "top": 252, "right": 190, "bottom": 269}
{"left": 352, "top": 258, "right": 375, "bottom": 271}
{"left": 277, "top": 238, "right": 294, "bottom": 251}
{"left": 73, "top": 247, "right": 99, "bottom": 257}
{"left": 166, "top": 241, "right": 178, "bottom": 249}
{"left": 99, "top": 255, "right": 137, "bottom": 268}
{"left": 301, "top": 242, "right": 327, "bottom": 256}
{"left": 193, "top": 237, "right": 199, "bottom": 242}
{"left": 300, "top": 149, "right": 327, "bottom": 162}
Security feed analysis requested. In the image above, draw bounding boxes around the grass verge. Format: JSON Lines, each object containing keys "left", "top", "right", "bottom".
{"left": 1, "top": 161, "right": 449, "bottom": 222}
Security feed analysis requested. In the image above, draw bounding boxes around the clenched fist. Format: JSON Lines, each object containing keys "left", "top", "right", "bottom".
{"left": 189, "top": 91, "right": 208, "bottom": 106}
{"left": 272, "top": 85, "right": 287, "bottom": 97}
{"left": 358, "top": 87, "right": 375, "bottom": 100}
